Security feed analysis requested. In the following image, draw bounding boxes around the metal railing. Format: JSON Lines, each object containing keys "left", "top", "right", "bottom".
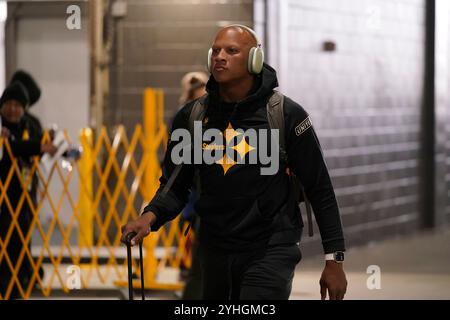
{"left": 0, "top": 88, "right": 192, "bottom": 299}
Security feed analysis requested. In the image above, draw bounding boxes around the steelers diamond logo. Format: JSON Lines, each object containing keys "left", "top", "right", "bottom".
{"left": 215, "top": 123, "right": 256, "bottom": 175}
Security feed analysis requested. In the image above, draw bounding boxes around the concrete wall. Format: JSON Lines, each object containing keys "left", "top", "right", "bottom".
{"left": 447, "top": 2, "right": 450, "bottom": 225}
{"left": 16, "top": 17, "right": 89, "bottom": 140}
{"left": 267, "top": 0, "right": 428, "bottom": 252}
{"left": 7, "top": 1, "right": 89, "bottom": 142}
{"left": 107, "top": 0, "right": 254, "bottom": 129}
{"left": 435, "top": 0, "right": 450, "bottom": 227}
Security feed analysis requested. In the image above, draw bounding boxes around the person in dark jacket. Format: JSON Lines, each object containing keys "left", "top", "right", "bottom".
{"left": 121, "top": 25, "right": 347, "bottom": 300}
{"left": 0, "top": 81, "right": 56, "bottom": 299}
{"left": 8, "top": 70, "right": 47, "bottom": 293}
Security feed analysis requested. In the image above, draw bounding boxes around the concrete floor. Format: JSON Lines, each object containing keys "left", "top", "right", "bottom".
{"left": 28, "top": 226, "right": 450, "bottom": 300}
{"left": 291, "top": 226, "right": 450, "bottom": 300}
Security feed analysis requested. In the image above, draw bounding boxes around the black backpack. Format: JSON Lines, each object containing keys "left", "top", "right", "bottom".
{"left": 160, "top": 92, "right": 314, "bottom": 237}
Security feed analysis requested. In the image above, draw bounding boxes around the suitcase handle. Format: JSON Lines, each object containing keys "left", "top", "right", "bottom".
{"left": 125, "top": 232, "right": 145, "bottom": 300}
{"left": 125, "top": 232, "right": 137, "bottom": 246}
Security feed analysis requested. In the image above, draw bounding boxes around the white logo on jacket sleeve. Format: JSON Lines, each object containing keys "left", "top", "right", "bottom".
{"left": 295, "top": 116, "right": 312, "bottom": 136}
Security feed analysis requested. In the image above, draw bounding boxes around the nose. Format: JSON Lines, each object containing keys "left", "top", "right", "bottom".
{"left": 214, "top": 49, "right": 226, "bottom": 62}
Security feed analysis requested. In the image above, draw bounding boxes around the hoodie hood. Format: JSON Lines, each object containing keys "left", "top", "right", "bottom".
{"left": 206, "top": 63, "right": 279, "bottom": 106}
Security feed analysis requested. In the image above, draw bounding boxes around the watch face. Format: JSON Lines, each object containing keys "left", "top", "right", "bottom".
{"left": 334, "top": 251, "right": 345, "bottom": 262}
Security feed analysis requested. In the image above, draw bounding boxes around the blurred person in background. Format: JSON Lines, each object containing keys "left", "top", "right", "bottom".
{"left": 178, "top": 72, "right": 209, "bottom": 107}
{"left": 8, "top": 70, "right": 46, "bottom": 293}
{"left": 0, "top": 80, "right": 56, "bottom": 299}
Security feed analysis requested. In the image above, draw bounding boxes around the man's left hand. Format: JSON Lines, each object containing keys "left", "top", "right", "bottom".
{"left": 319, "top": 261, "right": 347, "bottom": 300}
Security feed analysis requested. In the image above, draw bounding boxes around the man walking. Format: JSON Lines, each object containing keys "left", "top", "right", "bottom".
{"left": 122, "top": 25, "right": 347, "bottom": 300}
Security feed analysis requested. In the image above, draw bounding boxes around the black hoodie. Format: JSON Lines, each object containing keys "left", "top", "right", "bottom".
{"left": 144, "top": 63, "right": 345, "bottom": 253}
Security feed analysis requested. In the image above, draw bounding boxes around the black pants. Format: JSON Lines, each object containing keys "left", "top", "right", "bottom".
{"left": 182, "top": 218, "right": 202, "bottom": 299}
{"left": 182, "top": 238, "right": 203, "bottom": 299}
{"left": 199, "top": 243, "right": 301, "bottom": 300}
{"left": 0, "top": 205, "right": 33, "bottom": 299}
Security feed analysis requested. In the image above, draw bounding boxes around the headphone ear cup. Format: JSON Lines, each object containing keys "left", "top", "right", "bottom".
{"left": 249, "top": 47, "right": 264, "bottom": 74}
{"left": 207, "top": 48, "right": 213, "bottom": 73}
{"left": 248, "top": 47, "right": 256, "bottom": 74}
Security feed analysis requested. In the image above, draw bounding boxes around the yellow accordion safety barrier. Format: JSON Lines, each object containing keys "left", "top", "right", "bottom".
{"left": 0, "top": 88, "right": 193, "bottom": 299}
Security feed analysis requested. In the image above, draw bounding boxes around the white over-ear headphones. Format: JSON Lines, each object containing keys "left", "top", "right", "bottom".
{"left": 207, "top": 24, "right": 264, "bottom": 75}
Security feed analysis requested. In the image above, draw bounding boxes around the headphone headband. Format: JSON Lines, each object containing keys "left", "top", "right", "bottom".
{"left": 226, "top": 24, "right": 261, "bottom": 47}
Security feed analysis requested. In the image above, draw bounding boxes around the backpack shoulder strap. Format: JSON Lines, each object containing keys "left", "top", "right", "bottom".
{"left": 266, "top": 91, "right": 287, "bottom": 163}
{"left": 160, "top": 95, "right": 208, "bottom": 200}
{"left": 188, "top": 94, "right": 208, "bottom": 197}
{"left": 188, "top": 94, "right": 208, "bottom": 136}
{"left": 266, "top": 91, "right": 314, "bottom": 237}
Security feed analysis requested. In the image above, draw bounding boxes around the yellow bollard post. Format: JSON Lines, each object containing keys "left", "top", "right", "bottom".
{"left": 78, "top": 128, "right": 94, "bottom": 247}
{"left": 143, "top": 88, "right": 159, "bottom": 199}
{"left": 142, "top": 88, "right": 160, "bottom": 287}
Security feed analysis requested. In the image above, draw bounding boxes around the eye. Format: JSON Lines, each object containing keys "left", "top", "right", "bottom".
{"left": 228, "top": 47, "right": 238, "bottom": 54}
{"left": 211, "top": 48, "right": 220, "bottom": 54}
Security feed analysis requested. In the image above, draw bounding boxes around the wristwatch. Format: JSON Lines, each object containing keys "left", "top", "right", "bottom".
{"left": 325, "top": 251, "right": 345, "bottom": 263}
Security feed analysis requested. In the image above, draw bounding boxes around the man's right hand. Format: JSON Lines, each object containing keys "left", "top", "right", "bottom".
{"left": 120, "top": 211, "right": 157, "bottom": 246}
